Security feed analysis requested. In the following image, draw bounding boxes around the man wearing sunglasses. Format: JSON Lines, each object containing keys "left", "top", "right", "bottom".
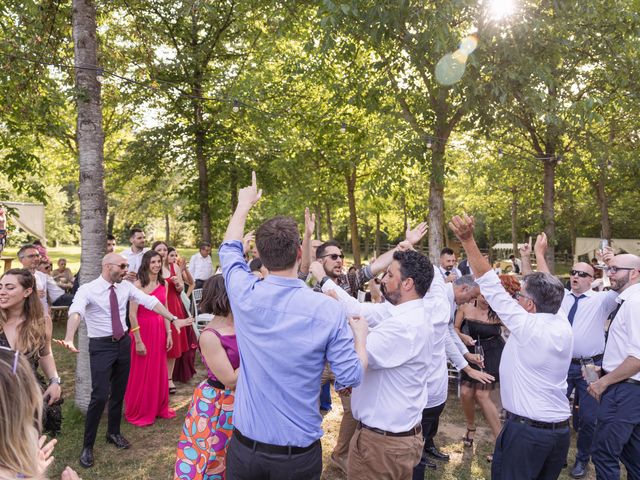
{"left": 17, "top": 244, "right": 64, "bottom": 312}
{"left": 586, "top": 254, "right": 640, "bottom": 480}
{"left": 531, "top": 237, "right": 619, "bottom": 479}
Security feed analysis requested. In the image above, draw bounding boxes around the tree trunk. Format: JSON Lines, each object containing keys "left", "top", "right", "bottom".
{"left": 165, "top": 212, "right": 170, "bottom": 243}
{"left": 314, "top": 204, "right": 322, "bottom": 241}
{"left": 229, "top": 166, "right": 238, "bottom": 214}
{"left": 107, "top": 211, "right": 115, "bottom": 235}
{"left": 597, "top": 124, "right": 614, "bottom": 242}
{"left": 345, "top": 167, "right": 361, "bottom": 267}
{"left": 325, "top": 203, "right": 333, "bottom": 240}
{"left": 542, "top": 159, "right": 556, "bottom": 273}
{"left": 427, "top": 146, "right": 446, "bottom": 262}
{"left": 193, "top": 77, "right": 211, "bottom": 243}
{"left": 510, "top": 186, "right": 518, "bottom": 257}
{"left": 401, "top": 194, "right": 408, "bottom": 234}
{"left": 73, "top": 0, "right": 107, "bottom": 413}
{"left": 375, "top": 211, "right": 381, "bottom": 257}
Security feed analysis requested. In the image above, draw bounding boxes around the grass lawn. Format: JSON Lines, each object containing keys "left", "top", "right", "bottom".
{"left": 46, "top": 318, "right": 599, "bottom": 480}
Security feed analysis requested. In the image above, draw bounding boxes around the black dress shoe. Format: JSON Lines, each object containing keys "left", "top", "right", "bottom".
{"left": 570, "top": 460, "right": 588, "bottom": 479}
{"left": 423, "top": 456, "right": 437, "bottom": 470}
{"left": 79, "top": 447, "right": 94, "bottom": 468}
{"left": 425, "top": 445, "right": 450, "bottom": 461}
{"left": 106, "top": 432, "right": 131, "bottom": 449}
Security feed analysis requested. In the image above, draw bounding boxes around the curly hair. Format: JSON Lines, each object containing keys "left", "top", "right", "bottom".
{"left": 499, "top": 274, "right": 521, "bottom": 298}
{"left": 0, "top": 269, "right": 46, "bottom": 357}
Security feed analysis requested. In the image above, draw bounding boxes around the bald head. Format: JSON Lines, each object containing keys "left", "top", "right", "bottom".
{"left": 102, "top": 253, "right": 126, "bottom": 267}
{"left": 607, "top": 253, "right": 640, "bottom": 292}
{"left": 101, "top": 253, "right": 128, "bottom": 284}
{"left": 569, "top": 261, "right": 596, "bottom": 294}
{"left": 612, "top": 254, "right": 640, "bottom": 269}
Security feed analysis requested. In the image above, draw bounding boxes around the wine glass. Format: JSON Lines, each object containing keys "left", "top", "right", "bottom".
{"left": 475, "top": 344, "right": 485, "bottom": 372}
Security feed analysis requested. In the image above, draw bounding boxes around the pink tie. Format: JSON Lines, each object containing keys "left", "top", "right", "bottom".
{"left": 109, "top": 285, "right": 125, "bottom": 340}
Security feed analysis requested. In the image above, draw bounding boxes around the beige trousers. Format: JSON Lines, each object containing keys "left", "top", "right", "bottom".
{"left": 347, "top": 425, "right": 424, "bottom": 480}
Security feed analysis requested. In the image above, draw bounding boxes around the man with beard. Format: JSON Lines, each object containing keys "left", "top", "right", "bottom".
{"left": 587, "top": 253, "right": 640, "bottom": 480}
{"left": 439, "top": 247, "right": 462, "bottom": 282}
{"left": 56, "top": 253, "right": 182, "bottom": 468}
{"left": 18, "top": 244, "right": 64, "bottom": 312}
{"left": 121, "top": 228, "right": 148, "bottom": 282}
{"left": 312, "top": 248, "right": 437, "bottom": 479}
{"left": 528, "top": 238, "right": 618, "bottom": 479}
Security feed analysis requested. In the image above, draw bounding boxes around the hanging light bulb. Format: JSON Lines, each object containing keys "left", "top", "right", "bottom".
{"left": 340, "top": 121, "right": 347, "bottom": 133}
{"left": 426, "top": 137, "right": 432, "bottom": 149}
{"left": 232, "top": 99, "right": 240, "bottom": 113}
{"left": 96, "top": 68, "right": 104, "bottom": 84}
{"left": 498, "top": 148, "right": 504, "bottom": 158}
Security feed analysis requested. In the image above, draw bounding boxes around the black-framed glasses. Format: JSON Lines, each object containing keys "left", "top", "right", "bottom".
{"left": 0, "top": 346, "right": 19, "bottom": 374}
{"left": 319, "top": 253, "right": 344, "bottom": 261}
{"left": 604, "top": 266, "right": 636, "bottom": 275}
{"left": 109, "top": 263, "right": 129, "bottom": 270}
{"left": 570, "top": 270, "right": 593, "bottom": 278}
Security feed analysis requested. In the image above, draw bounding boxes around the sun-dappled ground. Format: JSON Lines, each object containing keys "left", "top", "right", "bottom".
{"left": 44, "top": 320, "right": 604, "bottom": 480}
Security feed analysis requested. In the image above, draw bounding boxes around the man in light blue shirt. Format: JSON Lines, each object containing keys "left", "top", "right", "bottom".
{"left": 221, "top": 172, "right": 366, "bottom": 479}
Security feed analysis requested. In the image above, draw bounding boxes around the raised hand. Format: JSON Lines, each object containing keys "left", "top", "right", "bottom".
{"left": 396, "top": 240, "right": 413, "bottom": 252}
{"left": 242, "top": 230, "right": 255, "bottom": 254}
{"left": 237, "top": 171, "right": 262, "bottom": 209}
{"left": 53, "top": 338, "right": 79, "bottom": 354}
{"left": 518, "top": 243, "right": 531, "bottom": 259}
{"left": 309, "top": 261, "right": 326, "bottom": 283}
{"left": 405, "top": 222, "right": 428, "bottom": 245}
{"left": 448, "top": 213, "right": 476, "bottom": 242}
{"left": 304, "top": 207, "right": 316, "bottom": 238}
{"left": 534, "top": 232, "right": 548, "bottom": 257}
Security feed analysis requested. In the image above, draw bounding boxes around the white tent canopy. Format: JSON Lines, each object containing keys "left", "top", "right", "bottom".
{"left": 574, "top": 237, "right": 640, "bottom": 262}
{"left": 3, "top": 202, "right": 46, "bottom": 244}
{"left": 492, "top": 243, "right": 517, "bottom": 252}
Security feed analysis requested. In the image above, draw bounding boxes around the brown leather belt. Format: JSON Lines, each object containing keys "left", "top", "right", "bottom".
{"left": 357, "top": 421, "right": 422, "bottom": 437}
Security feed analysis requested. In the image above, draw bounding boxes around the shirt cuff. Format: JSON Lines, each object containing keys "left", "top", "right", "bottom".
{"left": 475, "top": 269, "right": 500, "bottom": 287}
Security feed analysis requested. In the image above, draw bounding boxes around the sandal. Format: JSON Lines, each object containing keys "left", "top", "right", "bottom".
{"left": 168, "top": 379, "right": 177, "bottom": 395}
{"left": 463, "top": 426, "right": 476, "bottom": 447}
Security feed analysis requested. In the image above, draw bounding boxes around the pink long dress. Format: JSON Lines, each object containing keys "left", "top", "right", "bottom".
{"left": 125, "top": 283, "right": 176, "bottom": 426}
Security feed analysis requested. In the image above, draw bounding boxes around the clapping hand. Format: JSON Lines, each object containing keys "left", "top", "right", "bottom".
{"left": 237, "top": 171, "right": 262, "bottom": 209}
{"left": 449, "top": 214, "right": 476, "bottom": 242}
{"left": 405, "top": 222, "right": 428, "bottom": 245}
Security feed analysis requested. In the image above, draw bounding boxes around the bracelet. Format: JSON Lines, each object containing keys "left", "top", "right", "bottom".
{"left": 130, "top": 326, "right": 140, "bottom": 333}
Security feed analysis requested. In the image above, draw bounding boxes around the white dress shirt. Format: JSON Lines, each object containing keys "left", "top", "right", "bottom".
{"left": 445, "top": 282, "right": 470, "bottom": 368}
{"left": 477, "top": 270, "right": 573, "bottom": 422}
{"left": 189, "top": 253, "right": 214, "bottom": 281}
{"left": 603, "top": 283, "right": 640, "bottom": 381}
{"left": 321, "top": 281, "right": 436, "bottom": 432}
{"left": 559, "top": 288, "right": 618, "bottom": 358}
{"left": 34, "top": 270, "right": 65, "bottom": 310}
{"left": 120, "top": 247, "right": 149, "bottom": 274}
{"left": 69, "top": 276, "right": 160, "bottom": 338}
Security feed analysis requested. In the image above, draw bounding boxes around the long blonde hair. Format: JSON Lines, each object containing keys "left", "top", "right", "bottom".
{"left": 0, "top": 348, "right": 43, "bottom": 478}
{"left": 0, "top": 269, "right": 47, "bottom": 356}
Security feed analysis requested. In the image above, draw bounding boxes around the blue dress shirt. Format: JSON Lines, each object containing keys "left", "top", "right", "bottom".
{"left": 219, "top": 240, "right": 363, "bottom": 446}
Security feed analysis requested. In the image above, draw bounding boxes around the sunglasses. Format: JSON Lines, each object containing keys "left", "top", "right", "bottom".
{"left": 604, "top": 266, "right": 636, "bottom": 275}
{"left": 320, "top": 253, "right": 345, "bottom": 261}
{"left": 0, "top": 346, "right": 19, "bottom": 374}
{"left": 110, "top": 263, "right": 129, "bottom": 270}
{"left": 513, "top": 291, "right": 532, "bottom": 301}
{"left": 570, "top": 270, "right": 593, "bottom": 278}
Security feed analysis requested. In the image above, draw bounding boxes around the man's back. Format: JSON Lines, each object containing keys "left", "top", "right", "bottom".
{"left": 220, "top": 240, "right": 362, "bottom": 446}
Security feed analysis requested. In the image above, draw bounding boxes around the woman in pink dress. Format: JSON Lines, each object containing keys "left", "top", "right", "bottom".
{"left": 124, "top": 250, "right": 176, "bottom": 426}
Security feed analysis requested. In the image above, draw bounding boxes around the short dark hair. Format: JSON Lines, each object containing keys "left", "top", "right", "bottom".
{"left": 255, "top": 216, "right": 300, "bottom": 271}
{"left": 316, "top": 240, "right": 342, "bottom": 260}
{"left": 129, "top": 228, "right": 143, "bottom": 238}
{"left": 199, "top": 241, "right": 211, "bottom": 250}
{"left": 509, "top": 254, "right": 515, "bottom": 260}
{"left": 199, "top": 274, "right": 231, "bottom": 316}
{"left": 249, "top": 258, "right": 263, "bottom": 272}
{"left": 392, "top": 250, "right": 434, "bottom": 297}
{"left": 17, "top": 244, "right": 37, "bottom": 258}
{"left": 440, "top": 247, "right": 454, "bottom": 257}
{"left": 522, "top": 272, "right": 565, "bottom": 314}
{"left": 106, "top": 234, "right": 116, "bottom": 241}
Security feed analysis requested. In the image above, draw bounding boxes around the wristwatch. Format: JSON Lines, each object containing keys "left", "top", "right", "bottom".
{"left": 49, "top": 376, "right": 62, "bottom": 385}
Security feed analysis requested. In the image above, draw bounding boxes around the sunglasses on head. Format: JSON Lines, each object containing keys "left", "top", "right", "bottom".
{"left": 570, "top": 270, "right": 593, "bottom": 278}
{"left": 320, "top": 253, "right": 345, "bottom": 261}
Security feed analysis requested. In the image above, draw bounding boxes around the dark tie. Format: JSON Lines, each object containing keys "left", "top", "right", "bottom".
{"left": 109, "top": 285, "right": 125, "bottom": 340}
{"left": 567, "top": 294, "right": 586, "bottom": 325}
{"left": 445, "top": 271, "right": 451, "bottom": 277}
{"left": 605, "top": 299, "right": 625, "bottom": 345}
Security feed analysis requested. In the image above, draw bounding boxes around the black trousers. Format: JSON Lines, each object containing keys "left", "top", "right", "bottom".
{"left": 226, "top": 433, "right": 322, "bottom": 480}
{"left": 412, "top": 402, "right": 446, "bottom": 480}
{"left": 83, "top": 335, "right": 131, "bottom": 448}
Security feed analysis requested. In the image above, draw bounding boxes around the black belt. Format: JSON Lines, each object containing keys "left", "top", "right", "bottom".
{"left": 602, "top": 370, "right": 640, "bottom": 386}
{"left": 233, "top": 429, "right": 319, "bottom": 455}
{"left": 357, "top": 421, "right": 422, "bottom": 437}
{"left": 571, "top": 353, "right": 603, "bottom": 365}
{"left": 506, "top": 412, "right": 569, "bottom": 430}
{"left": 206, "top": 378, "right": 226, "bottom": 390}
{"left": 91, "top": 333, "right": 129, "bottom": 343}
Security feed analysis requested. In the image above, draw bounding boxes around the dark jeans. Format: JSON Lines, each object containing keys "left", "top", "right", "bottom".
{"left": 83, "top": 335, "right": 131, "bottom": 448}
{"left": 592, "top": 382, "right": 640, "bottom": 480}
{"left": 226, "top": 433, "right": 322, "bottom": 480}
{"left": 566, "top": 359, "right": 601, "bottom": 463}
{"left": 491, "top": 418, "right": 570, "bottom": 479}
{"left": 412, "top": 402, "right": 446, "bottom": 480}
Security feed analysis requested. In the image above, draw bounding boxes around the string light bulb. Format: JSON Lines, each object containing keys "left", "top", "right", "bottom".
{"left": 426, "top": 138, "right": 432, "bottom": 149}
{"left": 498, "top": 148, "right": 503, "bottom": 158}
{"left": 232, "top": 99, "right": 240, "bottom": 113}
{"left": 340, "top": 121, "right": 347, "bottom": 133}
{"left": 96, "top": 68, "right": 104, "bottom": 84}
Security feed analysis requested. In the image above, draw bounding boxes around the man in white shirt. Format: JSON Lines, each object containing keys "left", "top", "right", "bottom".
{"left": 120, "top": 228, "right": 148, "bottom": 281}
{"left": 17, "top": 244, "right": 64, "bottom": 311}
{"left": 56, "top": 253, "right": 182, "bottom": 469}
{"left": 587, "top": 253, "right": 640, "bottom": 480}
{"left": 530, "top": 239, "right": 619, "bottom": 479}
{"left": 450, "top": 214, "right": 573, "bottom": 480}
{"left": 189, "top": 241, "right": 214, "bottom": 289}
{"left": 315, "top": 249, "right": 435, "bottom": 479}
{"left": 439, "top": 247, "right": 462, "bottom": 282}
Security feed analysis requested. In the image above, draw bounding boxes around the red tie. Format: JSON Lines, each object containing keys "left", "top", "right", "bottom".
{"left": 109, "top": 285, "right": 125, "bottom": 340}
